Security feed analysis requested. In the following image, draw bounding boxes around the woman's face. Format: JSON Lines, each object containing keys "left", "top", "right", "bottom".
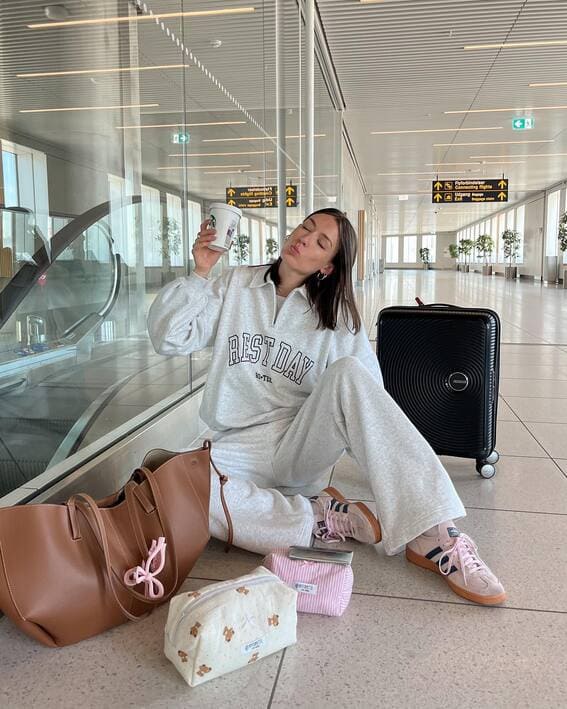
{"left": 280, "top": 212, "right": 340, "bottom": 278}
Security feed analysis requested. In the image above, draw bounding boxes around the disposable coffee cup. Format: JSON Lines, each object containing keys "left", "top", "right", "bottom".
{"left": 207, "top": 202, "right": 242, "bottom": 252}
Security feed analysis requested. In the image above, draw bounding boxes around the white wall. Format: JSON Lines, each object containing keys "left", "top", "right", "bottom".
{"left": 435, "top": 231, "right": 458, "bottom": 270}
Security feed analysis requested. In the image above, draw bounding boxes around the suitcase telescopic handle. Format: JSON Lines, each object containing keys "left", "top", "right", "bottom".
{"left": 415, "top": 297, "right": 463, "bottom": 308}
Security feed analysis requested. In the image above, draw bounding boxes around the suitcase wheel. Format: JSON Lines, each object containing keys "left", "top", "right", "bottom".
{"left": 476, "top": 460, "right": 496, "bottom": 479}
{"left": 485, "top": 450, "right": 499, "bottom": 465}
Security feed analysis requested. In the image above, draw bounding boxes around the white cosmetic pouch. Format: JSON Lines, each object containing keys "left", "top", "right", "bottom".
{"left": 164, "top": 566, "right": 297, "bottom": 686}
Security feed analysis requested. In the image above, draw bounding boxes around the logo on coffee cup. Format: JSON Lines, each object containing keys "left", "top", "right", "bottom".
{"left": 210, "top": 215, "right": 216, "bottom": 228}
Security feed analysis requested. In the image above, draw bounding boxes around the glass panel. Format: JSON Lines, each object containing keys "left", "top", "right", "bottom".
{"left": 473, "top": 223, "right": 480, "bottom": 263}
{"left": 421, "top": 234, "right": 436, "bottom": 262}
{"left": 403, "top": 235, "right": 416, "bottom": 263}
{"left": 491, "top": 217, "right": 498, "bottom": 262}
{"left": 0, "top": 0, "right": 342, "bottom": 498}
{"left": 497, "top": 213, "right": 507, "bottom": 262}
{"left": 386, "top": 237, "right": 398, "bottom": 263}
{"left": 546, "top": 190, "right": 560, "bottom": 258}
{"left": 516, "top": 205, "right": 525, "bottom": 264}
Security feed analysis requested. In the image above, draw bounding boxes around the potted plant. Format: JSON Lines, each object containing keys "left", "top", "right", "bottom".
{"left": 419, "top": 247, "right": 431, "bottom": 270}
{"left": 448, "top": 243, "right": 459, "bottom": 271}
{"left": 265, "top": 236, "right": 279, "bottom": 261}
{"left": 501, "top": 228, "right": 520, "bottom": 279}
{"left": 476, "top": 234, "right": 495, "bottom": 276}
{"left": 458, "top": 239, "right": 474, "bottom": 272}
{"left": 558, "top": 211, "right": 567, "bottom": 288}
{"left": 234, "top": 233, "right": 250, "bottom": 265}
{"left": 155, "top": 216, "right": 181, "bottom": 285}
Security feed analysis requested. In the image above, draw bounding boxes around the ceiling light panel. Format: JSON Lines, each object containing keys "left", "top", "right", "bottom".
{"left": 28, "top": 8, "right": 256, "bottom": 29}
{"left": 202, "top": 134, "right": 326, "bottom": 143}
{"left": 470, "top": 152, "right": 567, "bottom": 159}
{"left": 426, "top": 162, "right": 482, "bottom": 166}
{"left": 433, "top": 140, "right": 553, "bottom": 147}
{"left": 17, "top": 65, "right": 187, "bottom": 78}
{"left": 529, "top": 81, "right": 567, "bottom": 88}
{"left": 371, "top": 126, "right": 503, "bottom": 135}
{"left": 168, "top": 151, "right": 274, "bottom": 157}
{"left": 116, "top": 121, "right": 247, "bottom": 129}
{"left": 464, "top": 39, "right": 567, "bottom": 50}
{"left": 158, "top": 164, "right": 253, "bottom": 170}
{"left": 20, "top": 103, "right": 159, "bottom": 113}
{"left": 446, "top": 106, "right": 567, "bottom": 114}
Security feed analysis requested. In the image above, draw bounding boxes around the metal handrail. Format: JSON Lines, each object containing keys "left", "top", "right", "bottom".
{"left": 0, "top": 195, "right": 141, "bottom": 329}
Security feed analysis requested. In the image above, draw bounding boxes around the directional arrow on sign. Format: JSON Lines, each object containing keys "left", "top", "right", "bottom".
{"left": 286, "top": 197, "right": 294, "bottom": 206}
{"left": 433, "top": 193, "right": 442, "bottom": 202}
{"left": 498, "top": 179, "right": 507, "bottom": 189}
{"left": 286, "top": 185, "right": 295, "bottom": 195}
{"left": 497, "top": 192, "right": 507, "bottom": 201}
{"left": 434, "top": 181, "right": 443, "bottom": 190}
{"left": 227, "top": 199, "right": 236, "bottom": 206}
{"left": 227, "top": 188, "right": 236, "bottom": 196}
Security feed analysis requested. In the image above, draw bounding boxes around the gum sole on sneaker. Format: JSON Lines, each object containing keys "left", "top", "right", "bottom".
{"left": 323, "top": 486, "right": 382, "bottom": 544}
{"left": 405, "top": 546, "right": 507, "bottom": 606}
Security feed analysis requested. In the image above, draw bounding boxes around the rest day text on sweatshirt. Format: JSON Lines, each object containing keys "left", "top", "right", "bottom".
{"left": 147, "top": 265, "right": 383, "bottom": 432}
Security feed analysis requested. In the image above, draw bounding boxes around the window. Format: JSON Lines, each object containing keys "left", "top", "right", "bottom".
{"left": 403, "top": 235, "right": 416, "bottom": 263}
{"left": 1, "top": 148, "right": 18, "bottom": 207}
{"left": 421, "top": 234, "right": 437, "bottom": 262}
{"left": 108, "top": 174, "right": 134, "bottom": 266}
{"left": 142, "top": 184, "right": 162, "bottom": 267}
{"left": 229, "top": 216, "right": 249, "bottom": 266}
{"left": 491, "top": 216, "right": 498, "bottom": 262}
{"left": 268, "top": 224, "right": 279, "bottom": 261}
{"left": 165, "top": 193, "right": 183, "bottom": 267}
{"left": 385, "top": 236, "right": 398, "bottom": 263}
{"left": 249, "top": 219, "right": 260, "bottom": 265}
{"left": 187, "top": 200, "right": 202, "bottom": 244}
{"left": 497, "top": 212, "right": 506, "bottom": 263}
{"left": 2, "top": 139, "right": 50, "bottom": 255}
{"left": 545, "top": 190, "right": 561, "bottom": 258}
{"left": 516, "top": 204, "right": 525, "bottom": 264}
{"left": 563, "top": 190, "right": 567, "bottom": 264}
{"left": 473, "top": 223, "right": 480, "bottom": 263}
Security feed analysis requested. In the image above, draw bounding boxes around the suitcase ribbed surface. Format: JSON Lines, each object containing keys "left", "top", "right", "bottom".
{"left": 377, "top": 307, "right": 499, "bottom": 459}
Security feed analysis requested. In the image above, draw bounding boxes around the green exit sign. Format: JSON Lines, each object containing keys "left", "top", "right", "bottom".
{"left": 512, "top": 117, "right": 535, "bottom": 130}
{"left": 172, "top": 132, "right": 190, "bottom": 144}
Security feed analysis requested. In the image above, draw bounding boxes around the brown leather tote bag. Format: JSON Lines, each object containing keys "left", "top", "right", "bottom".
{"left": 0, "top": 440, "right": 233, "bottom": 647}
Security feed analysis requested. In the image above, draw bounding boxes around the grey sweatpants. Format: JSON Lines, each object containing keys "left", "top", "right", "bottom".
{"left": 208, "top": 356, "right": 466, "bottom": 556}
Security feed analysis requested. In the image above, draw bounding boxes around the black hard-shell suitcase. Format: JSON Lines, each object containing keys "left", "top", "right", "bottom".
{"left": 376, "top": 300, "right": 500, "bottom": 478}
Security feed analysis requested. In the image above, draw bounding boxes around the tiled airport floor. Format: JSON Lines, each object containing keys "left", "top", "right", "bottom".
{"left": 1, "top": 269, "right": 567, "bottom": 708}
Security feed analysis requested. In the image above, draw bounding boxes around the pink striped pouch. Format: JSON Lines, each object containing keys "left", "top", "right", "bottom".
{"left": 263, "top": 550, "right": 353, "bottom": 617}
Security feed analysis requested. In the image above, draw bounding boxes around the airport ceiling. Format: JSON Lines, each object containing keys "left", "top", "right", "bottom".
{"left": 0, "top": 0, "right": 566, "bottom": 234}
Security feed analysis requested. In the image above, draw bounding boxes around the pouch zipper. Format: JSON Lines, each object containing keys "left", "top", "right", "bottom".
{"left": 169, "top": 573, "right": 278, "bottom": 647}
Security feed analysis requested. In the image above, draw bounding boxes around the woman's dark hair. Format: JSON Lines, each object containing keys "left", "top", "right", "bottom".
{"left": 263, "top": 208, "right": 362, "bottom": 333}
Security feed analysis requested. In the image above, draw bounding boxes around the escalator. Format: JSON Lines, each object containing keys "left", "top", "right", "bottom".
{"left": 0, "top": 198, "right": 206, "bottom": 500}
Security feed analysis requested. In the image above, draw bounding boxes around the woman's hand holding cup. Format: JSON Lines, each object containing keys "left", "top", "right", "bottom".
{"left": 192, "top": 219, "right": 223, "bottom": 278}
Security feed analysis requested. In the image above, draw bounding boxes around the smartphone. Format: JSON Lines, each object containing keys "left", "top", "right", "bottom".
{"left": 288, "top": 545, "right": 353, "bottom": 566}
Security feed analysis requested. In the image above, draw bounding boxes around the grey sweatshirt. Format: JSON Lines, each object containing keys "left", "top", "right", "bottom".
{"left": 147, "top": 265, "right": 383, "bottom": 433}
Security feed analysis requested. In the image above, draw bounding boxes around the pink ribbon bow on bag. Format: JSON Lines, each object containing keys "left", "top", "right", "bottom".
{"left": 124, "top": 537, "right": 167, "bottom": 599}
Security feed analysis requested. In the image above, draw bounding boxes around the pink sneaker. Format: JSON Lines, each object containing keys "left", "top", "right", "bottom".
{"left": 310, "top": 486, "right": 381, "bottom": 545}
{"left": 406, "top": 523, "right": 507, "bottom": 606}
